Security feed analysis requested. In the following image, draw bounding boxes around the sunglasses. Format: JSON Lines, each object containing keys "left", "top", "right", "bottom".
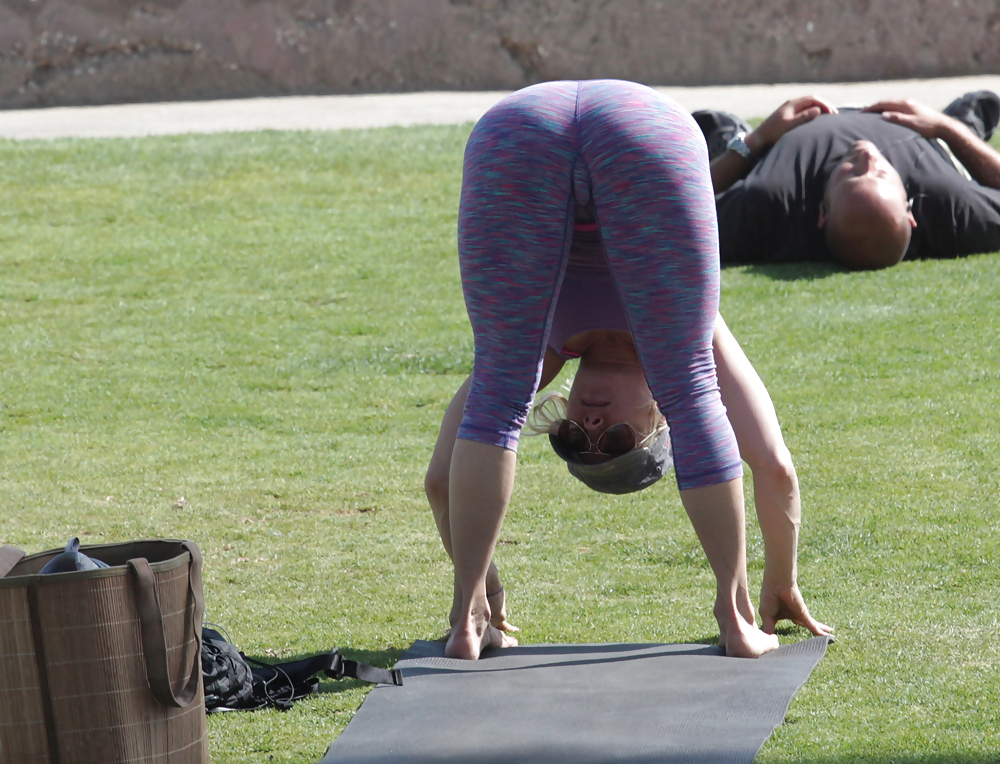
{"left": 556, "top": 419, "right": 647, "bottom": 458}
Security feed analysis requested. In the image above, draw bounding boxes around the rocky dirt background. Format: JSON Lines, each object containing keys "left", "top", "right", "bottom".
{"left": 2, "top": 0, "right": 999, "bottom": 109}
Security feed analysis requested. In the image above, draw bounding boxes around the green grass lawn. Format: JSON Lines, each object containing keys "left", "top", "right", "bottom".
{"left": 2, "top": 124, "right": 999, "bottom": 763}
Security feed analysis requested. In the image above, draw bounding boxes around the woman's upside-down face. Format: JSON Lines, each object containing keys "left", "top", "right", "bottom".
{"left": 565, "top": 360, "right": 659, "bottom": 443}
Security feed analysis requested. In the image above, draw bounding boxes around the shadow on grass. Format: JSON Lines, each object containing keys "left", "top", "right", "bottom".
{"left": 691, "top": 623, "right": 815, "bottom": 643}
{"left": 774, "top": 623, "right": 820, "bottom": 637}
{"left": 727, "top": 262, "right": 845, "bottom": 281}
{"left": 690, "top": 634, "right": 720, "bottom": 646}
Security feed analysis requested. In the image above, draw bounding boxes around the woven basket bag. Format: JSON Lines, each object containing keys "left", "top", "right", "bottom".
{"left": 0, "top": 540, "right": 208, "bottom": 764}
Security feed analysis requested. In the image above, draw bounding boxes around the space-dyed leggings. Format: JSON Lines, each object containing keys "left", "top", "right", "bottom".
{"left": 456, "top": 79, "right": 742, "bottom": 490}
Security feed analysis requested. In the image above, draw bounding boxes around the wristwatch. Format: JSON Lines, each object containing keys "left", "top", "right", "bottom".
{"left": 726, "top": 131, "right": 756, "bottom": 162}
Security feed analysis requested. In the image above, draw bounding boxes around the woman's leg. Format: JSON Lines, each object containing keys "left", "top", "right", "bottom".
{"left": 579, "top": 80, "right": 775, "bottom": 656}
{"left": 448, "top": 82, "right": 580, "bottom": 658}
{"left": 579, "top": 80, "right": 740, "bottom": 490}
{"left": 425, "top": 375, "right": 473, "bottom": 564}
{"left": 447, "top": 440, "right": 518, "bottom": 658}
{"left": 424, "top": 375, "right": 516, "bottom": 633}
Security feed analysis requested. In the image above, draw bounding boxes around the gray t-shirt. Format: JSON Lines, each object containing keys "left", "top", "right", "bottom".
{"left": 716, "top": 111, "right": 1000, "bottom": 264}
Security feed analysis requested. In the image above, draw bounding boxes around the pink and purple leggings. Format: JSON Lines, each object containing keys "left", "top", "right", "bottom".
{"left": 456, "top": 80, "right": 742, "bottom": 490}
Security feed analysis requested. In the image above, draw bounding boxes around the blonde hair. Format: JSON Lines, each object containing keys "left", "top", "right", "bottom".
{"left": 523, "top": 376, "right": 667, "bottom": 441}
{"left": 523, "top": 389, "right": 571, "bottom": 437}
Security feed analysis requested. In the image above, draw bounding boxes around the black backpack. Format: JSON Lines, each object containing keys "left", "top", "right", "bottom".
{"left": 201, "top": 627, "right": 402, "bottom": 712}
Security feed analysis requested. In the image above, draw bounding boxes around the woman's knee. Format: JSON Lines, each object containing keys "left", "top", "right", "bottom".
{"left": 424, "top": 462, "right": 450, "bottom": 507}
{"left": 747, "top": 443, "right": 797, "bottom": 488}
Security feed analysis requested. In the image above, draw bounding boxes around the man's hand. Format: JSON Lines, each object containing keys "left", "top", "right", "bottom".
{"left": 710, "top": 95, "right": 836, "bottom": 194}
{"left": 864, "top": 98, "right": 1000, "bottom": 189}
{"left": 759, "top": 579, "right": 832, "bottom": 636}
{"left": 861, "top": 99, "right": 962, "bottom": 140}
{"left": 747, "top": 96, "right": 838, "bottom": 155}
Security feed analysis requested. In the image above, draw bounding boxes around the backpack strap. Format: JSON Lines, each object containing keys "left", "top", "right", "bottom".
{"left": 246, "top": 649, "right": 403, "bottom": 695}
{"left": 0, "top": 546, "right": 26, "bottom": 578}
{"left": 327, "top": 651, "right": 403, "bottom": 687}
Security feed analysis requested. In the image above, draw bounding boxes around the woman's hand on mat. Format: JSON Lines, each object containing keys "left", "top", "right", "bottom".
{"left": 758, "top": 580, "right": 832, "bottom": 636}
{"left": 747, "top": 96, "right": 838, "bottom": 155}
{"left": 487, "top": 586, "right": 520, "bottom": 633}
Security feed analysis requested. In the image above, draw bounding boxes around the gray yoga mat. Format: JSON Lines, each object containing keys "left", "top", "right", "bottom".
{"left": 321, "top": 635, "right": 831, "bottom": 764}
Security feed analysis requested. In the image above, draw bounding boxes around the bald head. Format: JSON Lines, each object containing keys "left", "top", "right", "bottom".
{"left": 819, "top": 140, "right": 917, "bottom": 270}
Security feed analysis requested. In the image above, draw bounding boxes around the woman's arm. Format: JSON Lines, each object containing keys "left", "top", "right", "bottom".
{"left": 713, "top": 314, "right": 831, "bottom": 636}
{"left": 678, "top": 479, "right": 780, "bottom": 657}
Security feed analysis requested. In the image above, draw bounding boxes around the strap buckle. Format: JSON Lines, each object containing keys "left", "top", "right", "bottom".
{"left": 327, "top": 652, "right": 403, "bottom": 687}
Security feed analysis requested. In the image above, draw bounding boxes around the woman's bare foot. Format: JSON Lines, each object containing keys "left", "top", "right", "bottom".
{"left": 716, "top": 606, "right": 779, "bottom": 658}
{"left": 438, "top": 586, "right": 517, "bottom": 642}
{"left": 445, "top": 605, "right": 517, "bottom": 659}
{"left": 449, "top": 562, "right": 519, "bottom": 633}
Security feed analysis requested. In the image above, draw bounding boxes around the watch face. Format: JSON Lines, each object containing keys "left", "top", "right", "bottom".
{"left": 727, "top": 133, "right": 752, "bottom": 160}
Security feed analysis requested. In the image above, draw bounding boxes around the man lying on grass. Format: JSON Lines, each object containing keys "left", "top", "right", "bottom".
{"left": 701, "top": 91, "right": 1000, "bottom": 269}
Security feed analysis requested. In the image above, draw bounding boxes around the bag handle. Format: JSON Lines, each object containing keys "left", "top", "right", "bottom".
{"left": 0, "top": 546, "right": 26, "bottom": 578}
{"left": 128, "top": 541, "right": 205, "bottom": 708}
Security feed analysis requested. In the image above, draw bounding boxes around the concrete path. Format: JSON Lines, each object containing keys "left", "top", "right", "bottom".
{"left": 2, "top": 75, "right": 1000, "bottom": 141}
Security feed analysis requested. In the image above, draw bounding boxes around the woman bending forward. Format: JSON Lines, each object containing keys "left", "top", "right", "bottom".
{"left": 425, "top": 80, "right": 830, "bottom": 660}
